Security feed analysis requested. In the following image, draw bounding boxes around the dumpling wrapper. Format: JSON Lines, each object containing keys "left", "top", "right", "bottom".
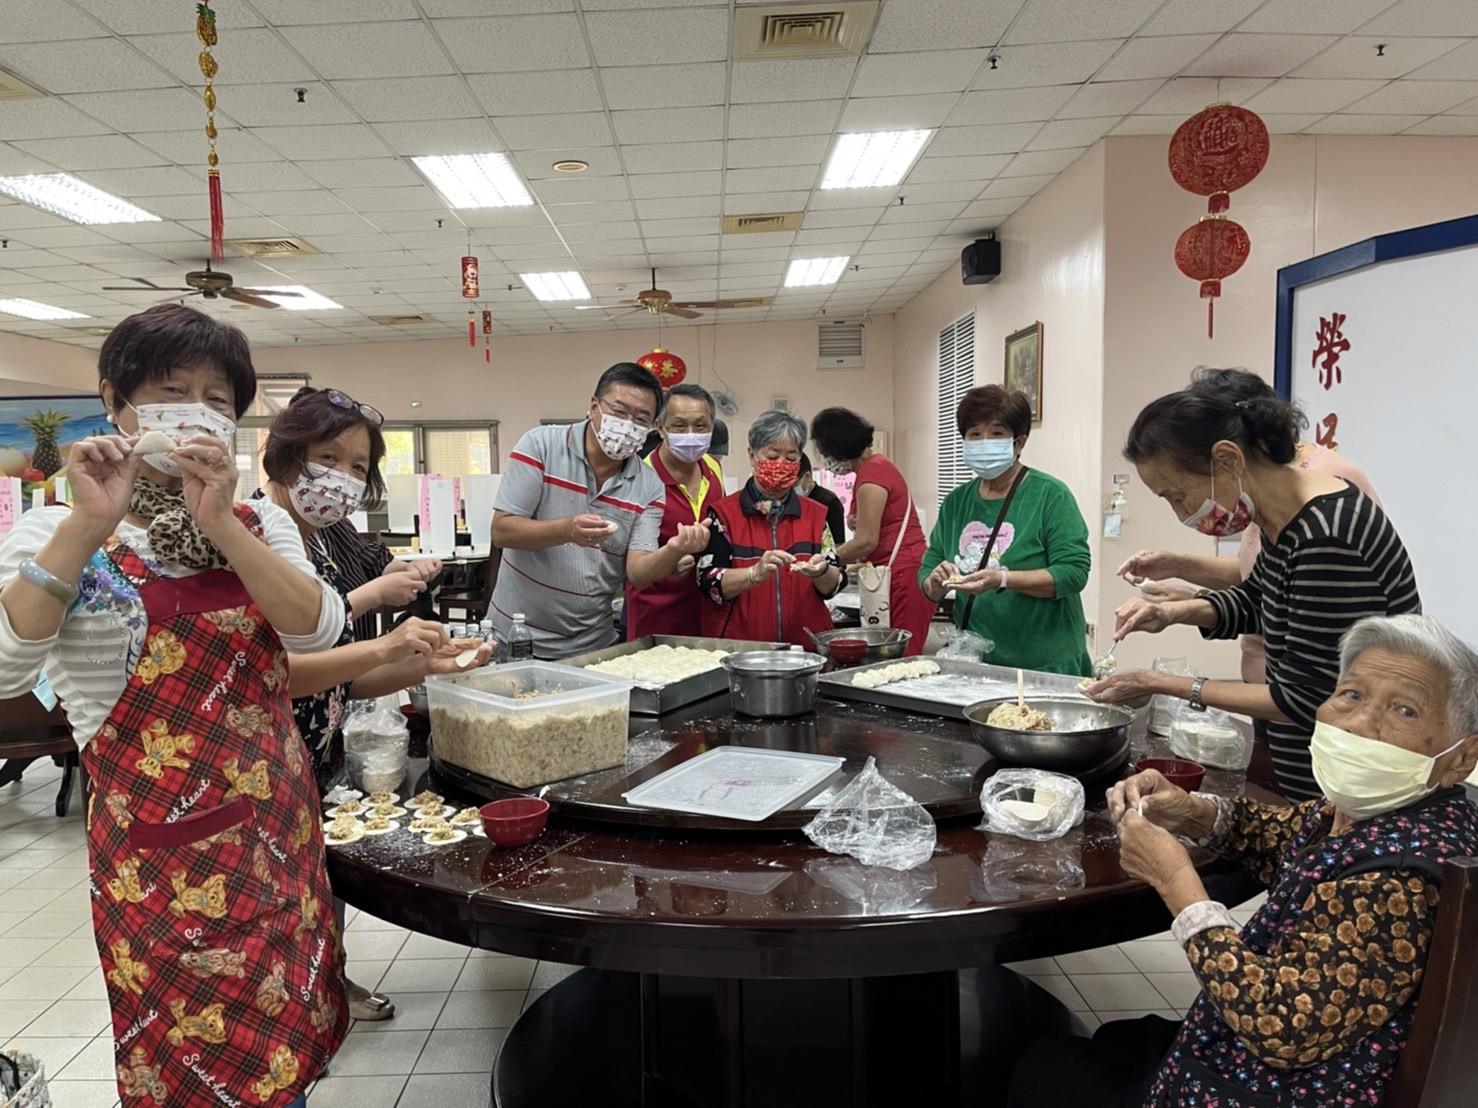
{"left": 455, "top": 647, "right": 480, "bottom": 669}
{"left": 133, "top": 430, "right": 179, "bottom": 455}
{"left": 997, "top": 799, "right": 1050, "bottom": 825}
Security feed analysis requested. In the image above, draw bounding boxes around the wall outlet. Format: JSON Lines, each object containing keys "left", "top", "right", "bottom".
{"left": 1085, "top": 620, "right": 1097, "bottom": 644}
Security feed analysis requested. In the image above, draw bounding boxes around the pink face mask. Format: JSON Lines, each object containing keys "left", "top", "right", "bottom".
{"left": 1180, "top": 463, "right": 1254, "bottom": 537}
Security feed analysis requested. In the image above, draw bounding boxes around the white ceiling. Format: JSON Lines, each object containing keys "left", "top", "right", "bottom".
{"left": 0, "top": 0, "right": 1476, "bottom": 348}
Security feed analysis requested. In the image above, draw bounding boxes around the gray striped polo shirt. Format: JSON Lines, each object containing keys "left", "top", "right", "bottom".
{"left": 489, "top": 421, "right": 664, "bottom": 658}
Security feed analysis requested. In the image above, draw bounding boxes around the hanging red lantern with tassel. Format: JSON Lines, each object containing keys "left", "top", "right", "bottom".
{"left": 466, "top": 309, "right": 475, "bottom": 347}
{"left": 1174, "top": 216, "right": 1251, "bottom": 339}
{"left": 636, "top": 347, "right": 687, "bottom": 389}
{"left": 482, "top": 308, "right": 492, "bottom": 363}
{"left": 196, "top": 3, "right": 224, "bottom": 259}
{"left": 1168, "top": 103, "right": 1269, "bottom": 214}
{"left": 461, "top": 255, "right": 479, "bottom": 299}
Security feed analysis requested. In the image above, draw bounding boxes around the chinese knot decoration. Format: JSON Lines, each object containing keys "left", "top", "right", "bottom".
{"left": 196, "top": 3, "right": 223, "bottom": 260}
{"left": 1168, "top": 103, "right": 1269, "bottom": 337}
{"left": 482, "top": 308, "right": 492, "bottom": 364}
{"left": 460, "top": 255, "right": 479, "bottom": 299}
{"left": 636, "top": 347, "right": 687, "bottom": 389}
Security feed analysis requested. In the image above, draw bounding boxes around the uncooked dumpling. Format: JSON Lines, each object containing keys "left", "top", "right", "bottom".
{"left": 133, "top": 430, "right": 177, "bottom": 454}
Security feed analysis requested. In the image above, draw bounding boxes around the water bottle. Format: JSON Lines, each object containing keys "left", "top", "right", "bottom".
{"left": 508, "top": 613, "right": 534, "bottom": 661}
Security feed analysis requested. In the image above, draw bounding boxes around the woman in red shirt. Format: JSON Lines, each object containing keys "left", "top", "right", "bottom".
{"left": 625, "top": 383, "right": 726, "bottom": 638}
{"left": 810, "top": 407, "right": 930, "bottom": 656}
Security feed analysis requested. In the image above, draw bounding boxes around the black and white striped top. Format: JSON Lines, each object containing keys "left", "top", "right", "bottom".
{"left": 1204, "top": 484, "right": 1420, "bottom": 801}
{"left": 321, "top": 517, "right": 394, "bottom": 643}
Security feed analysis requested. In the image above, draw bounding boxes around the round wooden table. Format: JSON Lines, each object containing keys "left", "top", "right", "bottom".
{"left": 327, "top": 696, "right": 1277, "bottom": 1108}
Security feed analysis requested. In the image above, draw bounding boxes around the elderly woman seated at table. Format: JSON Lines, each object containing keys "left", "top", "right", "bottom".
{"left": 1008, "top": 613, "right": 1478, "bottom": 1108}
{"left": 696, "top": 409, "right": 846, "bottom": 647}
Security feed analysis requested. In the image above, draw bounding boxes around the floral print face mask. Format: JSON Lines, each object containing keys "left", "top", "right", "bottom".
{"left": 289, "top": 463, "right": 365, "bottom": 528}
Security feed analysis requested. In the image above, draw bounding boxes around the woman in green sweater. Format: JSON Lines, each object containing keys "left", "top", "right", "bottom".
{"left": 919, "top": 385, "right": 1092, "bottom": 676}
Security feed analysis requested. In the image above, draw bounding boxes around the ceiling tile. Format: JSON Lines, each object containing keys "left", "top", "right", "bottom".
{"left": 1026, "top": 117, "right": 1117, "bottom": 149}
{"left": 837, "top": 94, "right": 963, "bottom": 131}
{"left": 209, "top": 84, "right": 357, "bottom": 128}
{"left": 1183, "top": 34, "right": 1338, "bottom": 78}
{"left": 529, "top": 175, "right": 631, "bottom": 203}
{"left": 612, "top": 106, "right": 724, "bottom": 145}
{"left": 1344, "top": 79, "right": 1478, "bottom": 113}
{"left": 283, "top": 23, "right": 455, "bottom": 80}
{"left": 623, "top": 141, "right": 724, "bottom": 174}
{"left": 600, "top": 63, "right": 727, "bottom": 110}
{"left": 249, "top": 0, "right": 420, "bottom": 22}
{"left": 1141, "top": 0, "right": 1262, "bottom": 35}
{"left": 1242, "top": 0, "right": 1400, "bottom": 33}
{"left": 1005, "top": 0, "right": 1163, "bottom": 44}
{"left": 1244, "top": 79, "right": 1388, "bottom": 114}
{"left": 721, "top": 191, "right": 812, "bottom": 213}
{"left": 1258, "top": 114, "right": 1327, "bottom": 133}
{"left": 725, "top": 166, "right": 817, "bottom": 194}
{"left": 1057, "top": 80, "right": 1164, "bottom": 118}
{"left": 301, "top": 159, "right": 422, "bottom": 190}
{"left": 947, "top": 86, "right": 1076, "bottom": 126}
{"left": 893, "top": 180, "right": 986, "bottom": 203}
{"left": 1407, "top": 38, "right": 1478, "bottom": 78}
{"left": 1001, "top": 148, "right": 1088, "bottom": 176}
{"left": 725, "top": 136, "right": 829, "bottom": 169}
{"left": 1109, "top": 114, "right": 1190, "bottom": 135}
{"left": 1291, "top": 36, "right": 1467, "bottom": 78}
{"left": 493, "top": 112, "right": 615, "bottom": 151}
{"left": 232, "top": 191, "right": 353, "bottom": 216}
{"left": 793, "top": 228, "right": 867, "bottom": 247}
{"left": 808, "top": 186, "right": 898, "bottom": 211}
{"left": 585, "top": 8, "right": 728, "bottom": 66}
{"left": 0, "top": 100, "right": 113, "bottom": 142}
{"left": 213, "top": 162, "right": 324, "bottom": 192}
{"left": 801, "top": 208, "right": 882, "bottom": 230}
{"left": 331, "top": 187, "right": 446, "bottom": 212}
{"left": 1135, "top": 78, "right": 1273, "bottom": 115}
{"left": 59, "top": 89, "right": 224, "bottom": 134}
{"left": 980, "top": 174, "right": 1055, "bottom": 199}
{"left": 728, "top": 100, "right": 843, "bottom": 139}
{"left": 634, "top": 196, "right": 720, "bottom": 219}
{"left": 970, "top": 40, "right": 1122, "bottom": 89}
{"left": 852, "top": 50, "right": 987, "bottom": 96}
{"left": 879, "top": 201, "right": 968, "bottom": 224}
{"left": 927, "top": 122, "right": 1043, "bottom": 157}
{"left": 1453, "top": 94, "right": 1478, "bottom": 113}
{"left": 870, "top": 0, "right": 1024, "bottom": 52}
{"left": 130, "top": 30, "right": 319, "bottom": 85}
{"left": 907, "top": 154, "right": 1016, "bottom": 183}
{"left": 1096, "top": 35, "right": 1220, "bottom": 81}
{"left": 71, "top": 0, "right": 261, "bottom": 34}
{"left": 1403, "top": 115, "right": 1478, "bottom": 134}
{"left": 11, "top": 135, "right": 165, "bottom": 170}
{"left": 0, "top": 0, "right": 108, "bottom": 42}
{"left": 730, "top": 59, "right": 859, "bottom": 104}
{"left": 957, "top": 195, "right": 1028, "bottom": 220}
{"left": 1361, "top": 0, "right": 1478, "bottom": 36}
{"left": 1305, "top": 114, "right": 1428, "bottom": 133}
{"left": 334, "top": 77, "right": 484, "bottom": 123}
{"left": 370, "top": 119, "right": 503, "bottom": 156}
{"left": 465, "top": 70, "right": 603, "bottom": 117}
{"left": 256, "top": 124, "right": 393, "bottom": 161}
{"left": 0, "top": 145, "right": 64, "bottom": 176}
{"left": 565, "top": 221, "right": 642, "bottom": 242}
{"left": 0, "top": 39, "right": 170, "bottom": 94}
{"left": 434, "top": 15, "right": 590, "bottom": 73}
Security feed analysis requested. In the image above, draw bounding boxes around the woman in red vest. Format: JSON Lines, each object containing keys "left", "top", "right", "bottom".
{"left": 697, "top": 410, "right": 846, "bottom": 646}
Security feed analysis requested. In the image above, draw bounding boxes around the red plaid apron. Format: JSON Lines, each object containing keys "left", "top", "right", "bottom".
{"left": 81, "top": 508, "right": 347, "bottom": 1107}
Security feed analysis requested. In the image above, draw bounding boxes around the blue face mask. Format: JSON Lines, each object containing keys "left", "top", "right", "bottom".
{"left": 962, "top": 437, "right": 1016, "bottom": 479}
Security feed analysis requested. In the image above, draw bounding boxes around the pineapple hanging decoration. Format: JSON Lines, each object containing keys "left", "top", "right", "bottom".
{"left": 20, "top": 408, "right": 71, "bottom": 478}
{"left": 197, "top": 3, "right": 225, "bottom": 260}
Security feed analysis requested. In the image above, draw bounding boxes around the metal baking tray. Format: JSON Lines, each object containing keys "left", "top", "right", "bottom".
{"left": 817, "top": 657, "right": 1093, "bottom": 722}
{"left": 556, "top": 635, "right": 788, "bottom": 715}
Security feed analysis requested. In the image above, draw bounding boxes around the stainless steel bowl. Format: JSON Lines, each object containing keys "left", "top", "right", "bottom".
{"left": 407, "top": 684, "right": 429, "bottom": 715}
{"left": 809, "top": 627, "right": 912, "bottom": 664}
{"left": 721, "top": 651, "right": 827, "bottom": 718}
{"left": 963, "top": 696, "right": 1133, "bottom": 775}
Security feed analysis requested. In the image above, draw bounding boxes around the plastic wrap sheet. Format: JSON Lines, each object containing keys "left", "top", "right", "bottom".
{"left": 979, "top": 769, "right": 1084, "bottom": 841}
{"left": 802, "top": 756, "right": 937, "bottom": 871}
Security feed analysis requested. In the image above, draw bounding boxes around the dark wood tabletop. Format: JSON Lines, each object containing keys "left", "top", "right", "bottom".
{"left": 328, "top": 693, "right": 1278, "bottom": 980}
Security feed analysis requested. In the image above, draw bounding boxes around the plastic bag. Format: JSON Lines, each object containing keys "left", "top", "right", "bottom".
{"left": 936, "top": 625, "right": 996, "bottom": 661}
{"left": 342, "top": 696, "right": 409, "bottom": 792}
{"left": 973, "top": 837, "right": 1085, "bottom": 902}
{"left": 979, "top": 769, "right": 1084, "bottom": 841}
{"left": 804, "top": 856, "right": 938, "bottom": 914}
{"left": 1146, "top": 656, "right": 1198, "bottom": 734}
{"left": 803, "top": 756, "right": 937, "bottom": 871}
{"left": 1168, "top": 702, "right": 1253, "bottom": 770}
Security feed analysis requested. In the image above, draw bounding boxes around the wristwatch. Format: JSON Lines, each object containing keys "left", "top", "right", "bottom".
{"left": 1188, "top": 675, "right": 1208, "bottom": 713}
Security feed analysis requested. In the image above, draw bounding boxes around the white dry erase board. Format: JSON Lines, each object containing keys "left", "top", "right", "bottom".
{"left": 1275, "top": 214, "right": 1478, "bottom": 645}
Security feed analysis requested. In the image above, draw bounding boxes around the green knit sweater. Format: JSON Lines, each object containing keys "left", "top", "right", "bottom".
{"left": 919, "top": 468, "right": 1092, "bottom": 677}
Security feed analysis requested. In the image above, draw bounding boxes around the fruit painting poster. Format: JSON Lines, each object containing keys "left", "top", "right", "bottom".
{"left": 0, "top": 396, "right": 111, "bottom": 509}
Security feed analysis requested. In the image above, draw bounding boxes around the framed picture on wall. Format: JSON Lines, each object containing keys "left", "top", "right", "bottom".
{"left": 1003, "top": 322, "right": 1044, "bottom": 422}
{"left": 0, "top": 395, "right": 111, "bottom": 509}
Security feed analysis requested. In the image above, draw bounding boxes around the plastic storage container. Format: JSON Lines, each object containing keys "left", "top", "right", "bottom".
{"left": 425, "top": 662, "right": 632, "bottom": 788}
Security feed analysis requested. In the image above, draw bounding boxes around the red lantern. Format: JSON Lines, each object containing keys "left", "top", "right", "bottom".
{"left": 1168, "top": 103, "right": 1269, "bottom": 214}
{"left": 1174, "top": 216, "right": 1251, "bottom": 339}
{"left": 461, "top": 255, "right": 479, "bottom": 299}
{"left": 636, "top": 347, "right": 687, "bottom": 389}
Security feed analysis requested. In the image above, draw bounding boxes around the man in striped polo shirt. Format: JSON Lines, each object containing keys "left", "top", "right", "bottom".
{"left": 489, "top": 362, "right": 710, "bottom": 658}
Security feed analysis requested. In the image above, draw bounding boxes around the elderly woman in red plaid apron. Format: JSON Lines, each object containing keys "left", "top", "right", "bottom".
{"left": 0, "top": 305, "right": 351, "bottom": 1107}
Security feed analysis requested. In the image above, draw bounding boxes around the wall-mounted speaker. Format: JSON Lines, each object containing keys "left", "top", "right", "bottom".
{"left": 961, "top": 237, "right": 1001, "bottom": 285}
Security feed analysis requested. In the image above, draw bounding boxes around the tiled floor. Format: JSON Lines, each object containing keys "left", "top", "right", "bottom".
{"left": 0, "top": 760, "right": 1265, "bottom": 1106}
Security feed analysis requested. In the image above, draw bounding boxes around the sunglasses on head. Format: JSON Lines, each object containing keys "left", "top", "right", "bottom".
{"left": 295, "top": 387, "right": 383, "bottom": 427}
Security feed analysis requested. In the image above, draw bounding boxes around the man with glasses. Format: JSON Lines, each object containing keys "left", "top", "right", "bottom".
{"left": 490, "top": 362, "right": 709, "bottom": 657}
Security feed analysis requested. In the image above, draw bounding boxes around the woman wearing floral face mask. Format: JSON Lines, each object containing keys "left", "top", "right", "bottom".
{"left": 919, "top": 386, "right": 1092, "bottom": 675}
{"left": 1087, "top": 385, "right": 1419, "bottom": 800}
{"left": 697, "top": 409, "right": 845, "bottom": 646}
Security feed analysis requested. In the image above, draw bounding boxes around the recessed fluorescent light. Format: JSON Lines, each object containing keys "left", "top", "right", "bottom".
{"left": 251, "top": 286, "right": 343, "bottom": 311}
{"left": 820, "top": 130, "right": 933, "bottom": 190}
{"left": 0, "top": 172, "right": 160, "bottom": 225}
{"left": 0, "top": 298, "right": 89, "bottom": 321}
{"left": 520, "top": 271, "right": 591, "bottom": 301}
{"left": 410, "top": 152, "right": 533, "bottom": 208}
{"left": 784, "top": 257, "right": 849, "bottom": 287}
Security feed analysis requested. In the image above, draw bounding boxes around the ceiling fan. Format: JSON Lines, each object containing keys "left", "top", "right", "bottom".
{"left": 103, "top": 261, "right": 301, "bottom": 309}
{"left": 573, "top": 268, "right": 767, "bottom": 320}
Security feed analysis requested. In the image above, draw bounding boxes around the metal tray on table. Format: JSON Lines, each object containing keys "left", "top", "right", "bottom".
{"left": 817, "top": 657, "right": 1094, "bottom": 722}
{"left": 556, "top": 635, "right": 788, "bottom": 715}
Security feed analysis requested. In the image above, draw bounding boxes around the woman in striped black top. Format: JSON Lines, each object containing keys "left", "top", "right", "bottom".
{"left": 1087, "top": 386, "right": 1419, "bottom": 800}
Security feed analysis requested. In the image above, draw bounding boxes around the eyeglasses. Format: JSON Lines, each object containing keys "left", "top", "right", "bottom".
{"left": 597, "top": 397, "right": 656, "bottom": 431}
{"left": 299, "top": 387, "right": 383, "bottom": 427}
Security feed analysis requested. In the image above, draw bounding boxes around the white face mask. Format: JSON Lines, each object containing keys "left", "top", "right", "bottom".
{"left": 1310, "top": 719, "right": 1466, "bottom": 821}
{"left": 665, "top": 432, "right": 711, "bottom": 463}
{"left": 594, "top": 412, "right": 647, "bottom": 461}
{"left": 129, "top": 402, "right": 236, "bottom": 477}
{"left": 289, "top": 462, "right": 365, "bottom": 529}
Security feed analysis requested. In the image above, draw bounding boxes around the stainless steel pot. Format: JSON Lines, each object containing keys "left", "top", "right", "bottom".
{"left": 963, "top": 696, "right": 1133, "bottom": 775}
{"left": 721, "top": 651, "right": 826, "bottom": 718}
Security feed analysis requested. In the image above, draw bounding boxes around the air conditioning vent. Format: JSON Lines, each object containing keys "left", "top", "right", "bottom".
{"left": 733, "top": 2, "right": 878, "bottom": 61}
{"left": 368, "top": 313, "right": 436, "bottom": 325}
{"left": 0, "top": 68, "right": 44, "bottom": 101}
{"left": 727, "top": 297, "right": 774, "bottom": 309}
{"left": 223, "top": 237, "right": 320, "bottom": 258}
{"left": 722, "top": 212, "right": 803, "bottom": 235}
{"left": 818, "top": 321, "right": 864, "bottom": 370}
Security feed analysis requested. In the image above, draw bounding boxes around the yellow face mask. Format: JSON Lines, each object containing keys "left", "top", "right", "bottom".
{"left": 1310, "top": 720, "right": 1464, "bottom": 821}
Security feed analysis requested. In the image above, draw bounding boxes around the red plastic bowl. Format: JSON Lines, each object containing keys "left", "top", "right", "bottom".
{"left": 479, "top": 797, "right": 550, "bottom": 847}
{"left": 827, "top": 638, "right": 868, "bottom": 667}
{"left": 1135, "top": 757, "right": 1206, "bottom": 793}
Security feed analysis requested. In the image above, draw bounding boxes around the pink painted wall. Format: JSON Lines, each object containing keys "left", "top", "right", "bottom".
{"left": 0, "top": 331, "right": 95, "bottom": 395}
{"left": 252, "top": 316, "right": 896, "bottom": 468}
